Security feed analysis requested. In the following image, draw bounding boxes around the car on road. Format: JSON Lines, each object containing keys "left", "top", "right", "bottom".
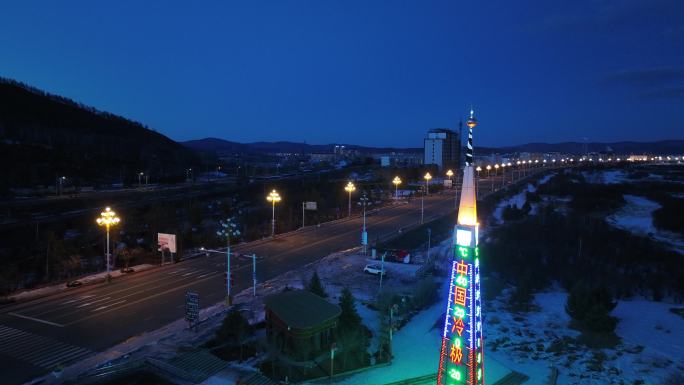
{"left": 66, "top": 280, "right": 83, "bottom": 288}
{"left": 364, "top": 264, "right": 386, "bottom": 276}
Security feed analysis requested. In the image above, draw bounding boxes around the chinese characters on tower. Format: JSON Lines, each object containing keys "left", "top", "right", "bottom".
{"left": 437, "top": 109, "right": 484, "bottom": 385}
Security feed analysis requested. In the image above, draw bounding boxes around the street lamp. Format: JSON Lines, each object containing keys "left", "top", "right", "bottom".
{"left": 486, "top": 165, "right": 491, "bottom": 177}
{"left": 359, "top": 193, "right": 370, "bottom": 254}
{"left": 445, "top": 169, "right": 453, "bottom": 188}
{"left": 96, "top": 207, "right": 120, "bottom": 279}
{"left": 392, "top": 176, "right": 402, "bottom": 198}
{"left": 57, "top": 176, "right": 66, "bottom": 195}
{"left": 494, "top": 163, "right": 499, "bottom": 175}
{"left": 266, "top": 189, "right": 281, "bottom": 237}
{"left": 344, "top": 182, "right": 356, "bottom": 217}
{"left": 476, "top": 166, "right": 482, "bottom": 178}
{"left": 424, "top": 172, "right": 432, "bottom": 195}
{"left": 500, "top": 163, "right": 506, "bottom": 187}
{"left": 217, "top": 218, "right": 240, "bottom": 305}
{"left": 138, "top": 172, "right": 144, "bottom": 187}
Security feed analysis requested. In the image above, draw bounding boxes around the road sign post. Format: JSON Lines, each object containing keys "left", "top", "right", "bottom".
{"left": 185, "top": 291, "right": 199, "bottom": 329}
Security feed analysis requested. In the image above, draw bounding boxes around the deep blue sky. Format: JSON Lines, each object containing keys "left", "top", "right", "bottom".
{"left": 1, "top": 1, "right": 683, "bottom": 147}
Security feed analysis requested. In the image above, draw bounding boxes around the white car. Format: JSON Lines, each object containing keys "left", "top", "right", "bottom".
{"left": 364, "top": 264, "right": 386, "bottom": 276}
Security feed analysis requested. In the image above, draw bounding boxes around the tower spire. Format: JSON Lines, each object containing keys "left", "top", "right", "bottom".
{"left": 437, "top": 108, "right": 485, "bottom": 385}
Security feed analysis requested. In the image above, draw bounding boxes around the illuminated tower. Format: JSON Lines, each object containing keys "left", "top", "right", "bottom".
{"left": 437, "top": 108, "right": 484, "bottom": 385}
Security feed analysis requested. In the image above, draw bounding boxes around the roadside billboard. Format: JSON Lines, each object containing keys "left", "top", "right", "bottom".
{"left": 157, "top": 233, "right": 177, "bottom": 253}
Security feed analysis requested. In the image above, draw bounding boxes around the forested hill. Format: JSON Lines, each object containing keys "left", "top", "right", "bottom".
{"left": 0, "top": 78, "right": 198, "bottom": 189}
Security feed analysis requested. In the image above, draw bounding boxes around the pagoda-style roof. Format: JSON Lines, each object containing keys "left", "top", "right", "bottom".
{"left": 264, "top": 290, "right": 341, "bottom": 330}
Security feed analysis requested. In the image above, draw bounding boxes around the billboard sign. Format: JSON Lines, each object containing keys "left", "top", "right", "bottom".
{"left": 157, "top": 233, "right": 177, "bottom": 253}
{"left": 304, "top": 201, "right": 317, "bottom": 210}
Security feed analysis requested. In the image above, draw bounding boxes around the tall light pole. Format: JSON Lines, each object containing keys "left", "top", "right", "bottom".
{"left": 476, "top": 166, "right": 482, "bottom": 178}
{"left": 344, "top": 181, "right": 356, "bottom": 217}
{"left": 486, "top": 164, "right": 491, "bottom": 178}
{"left": 501, "top": 163, "right": 506, "bottom": 188}
{"left": 57, "top": 176, "right": 66, "bottom": 195}
{"left": 446, "top": 169, "right": 454, "bottom": 188}
{"left": 424, "top": 172, "right": 432, "bottom": 195}
{"left": 266, "top": 189, "right": 281, "bottom": 237}
{"left": 359, "top": 193, "right": 370, "bottom": 254}
{"left": 392, "top": 176, "right": 402, "bottom": 198}
{"left": 138, "top": 172, "right": 143, "bottom": 187}
{"left": 96, "top": 207, "right": 120, "bottom": 280}
{"left": 217, "top": 218, "right": 240, "bottom": 305}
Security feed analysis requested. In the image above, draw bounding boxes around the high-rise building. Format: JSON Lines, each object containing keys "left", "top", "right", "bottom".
{"left": 423, "top": 128, "right": 461, "bottom": 170}
{"left": 437, "top": 109, "right": 485, "bottom": 385}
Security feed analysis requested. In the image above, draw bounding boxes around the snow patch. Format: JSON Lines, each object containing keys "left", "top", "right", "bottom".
{"left": 607, "top": 195, "right": 684, "bottom": 254}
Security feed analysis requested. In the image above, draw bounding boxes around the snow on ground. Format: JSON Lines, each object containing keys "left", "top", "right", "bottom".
{"left": 492, "top": 183, "right": 536, "bottom": 224}
{"left": 537, "top": 172, "right": 555, "bottom": 186}
{"left": 485, "top": 289, "right": 684, "bottom": 385}
{"left": 327, "top": 277, "right": 510, "bottom": 385}
{"left": 607, "top": 194, "right": 684, "bottom": 254}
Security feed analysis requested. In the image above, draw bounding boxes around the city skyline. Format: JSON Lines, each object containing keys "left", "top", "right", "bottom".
{"left": 1, "top": 1, "right": 683, "bottom": 147}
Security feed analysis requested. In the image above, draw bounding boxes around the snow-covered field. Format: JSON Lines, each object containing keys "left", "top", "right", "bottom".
{"left": 486, "top": 290, "right": 684, "bottom": 385}
{"left": 607, "top": 194, "right": 684, "bottom": 254}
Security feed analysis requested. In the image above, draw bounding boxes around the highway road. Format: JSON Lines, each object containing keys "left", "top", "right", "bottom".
{"left": 0, "top": 170, "right": 548, "bottom": 384}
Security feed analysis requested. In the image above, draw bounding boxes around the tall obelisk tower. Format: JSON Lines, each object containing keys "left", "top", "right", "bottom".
{"left": 437, "top": 108, "right": 484, "bottom": 385}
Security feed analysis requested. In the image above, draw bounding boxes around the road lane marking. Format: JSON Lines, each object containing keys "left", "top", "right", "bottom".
{"left": 8, "top": 312, "right": 65, "bottom": 327}
{"left": 0, "top": 325, "right": 91, "bottom": 368}
{"left": 93, "top": 299, "right": 127, "bottom": 312}
{"left": 76, "top": 296, "right": 111, "bottom": 308}
{"left": 64, "top": 271, "right": 222, "bottom": 326}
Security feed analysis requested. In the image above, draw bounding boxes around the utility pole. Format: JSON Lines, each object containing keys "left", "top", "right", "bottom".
{"left": 379, "top": 252, "right": 386, "bottom": 292}
{"left": 420, "top": 186, "right": 425, "bottom": 224}
{"left": 426, "top": 227, "right": 431, "bottom": 263}
{"left": 360, "top": 193, "right": 369, "bottom": 254}
{"left": 252, "top": 253, "right": 257, "bottom": 297}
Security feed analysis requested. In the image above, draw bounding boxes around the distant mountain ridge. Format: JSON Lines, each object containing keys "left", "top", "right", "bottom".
{"left": 184, "top": 137, "right": 683, "bottom": 156}
{"left": 183, "top": 137, "right": 423, "bottom": 155}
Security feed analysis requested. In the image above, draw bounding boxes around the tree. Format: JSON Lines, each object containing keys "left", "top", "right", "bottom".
{"left": 215, "top": 309, "right": 253, "bottom": 361}
{"left": 306, "top": 271, "right": 327, "bottom": 298}
{"left": 565, "top": 282, "right": 618, "bottom": 333}
{"left": 337, "top": 288, "right": 370, "bottom": 370}
{"left": 338, "top": 288, "right": 362, "bottom": 331}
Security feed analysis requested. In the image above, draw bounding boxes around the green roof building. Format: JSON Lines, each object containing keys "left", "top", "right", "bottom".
{"left": 264, "top": 290, "right": 341, "bottom": 360}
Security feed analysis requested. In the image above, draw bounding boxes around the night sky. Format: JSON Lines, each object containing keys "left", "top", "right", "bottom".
{"left": 1, "top": 1, "right": 682, "bottom": 147}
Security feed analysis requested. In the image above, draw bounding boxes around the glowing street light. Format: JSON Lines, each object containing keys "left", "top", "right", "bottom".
{"left": 392, "top": 176, "right": 402, "bottom": 198}
{"left": 424, "top": 172, "right": 432, "bottom": 195}
{"left": 476, "top": 166, "right": 482, "bottom": 177}
{"left": 486, "top": 164, "right": 491, "bottom": 177}
{"left": 96, "top": 207, "right": 120, "bottom": 279}
{"left": 217, "top": 217, "right": 240, "bottom": 305}
{"left": 345, "top": 182, "right": 356, "bottom": 217}
{"left": 445, "top": 169, "right": 454, "bottom": 188}
{"left": 266, "top": 189, "right": 281, "bottom": 237}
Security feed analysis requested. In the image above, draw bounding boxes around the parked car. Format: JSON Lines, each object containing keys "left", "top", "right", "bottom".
{"left": 384, "top": 249, "right": 411, "bottom": 264}
{"left": 364, "top": 264, "right": 386, "bottom": 276}
{"left": 66, "top": 280, "right": 83, "bottom": 288}
{"left": 120, "top": 267, "right": 135, "bottom": 274}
